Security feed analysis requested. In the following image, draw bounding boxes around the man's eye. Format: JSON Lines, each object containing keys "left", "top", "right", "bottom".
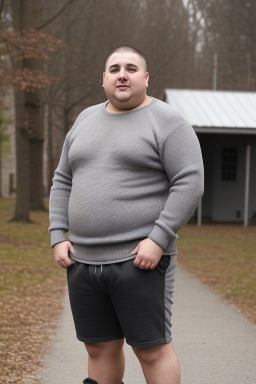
{"left": 129, "top": 68, "right": 136, "bottom": 72}
{"left": 110, "top": 69, "right": 118, "bottom": 73}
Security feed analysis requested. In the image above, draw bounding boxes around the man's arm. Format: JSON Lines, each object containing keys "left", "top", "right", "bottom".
{"left": 133, "top": 120, "right": 204, "bottom": 269}
{"left": 49, "top": 137, "right": 74, "bottom": 267}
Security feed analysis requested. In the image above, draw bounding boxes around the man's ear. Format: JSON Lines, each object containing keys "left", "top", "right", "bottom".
{"left": 145, "top": 72, "right": 149, "bottom": 87}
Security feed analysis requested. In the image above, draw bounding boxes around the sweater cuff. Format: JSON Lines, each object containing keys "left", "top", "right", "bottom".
{"left": 50, "top": 230, "right": 68, "bottom": 248}
{"left": 148, "top": 225, "right": 177, "bottom": 250}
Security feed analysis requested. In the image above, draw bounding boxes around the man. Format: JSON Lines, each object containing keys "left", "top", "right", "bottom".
{"left": 49, "top": 46, "right": 204, "bottom": 384}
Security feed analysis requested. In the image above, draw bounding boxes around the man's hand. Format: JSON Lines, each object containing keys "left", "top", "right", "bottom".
{"left": 53, "top": 241, "right": 75, "bottom": 269}
{"left": 132, "top": 238, "right": 163, "bottom": 270}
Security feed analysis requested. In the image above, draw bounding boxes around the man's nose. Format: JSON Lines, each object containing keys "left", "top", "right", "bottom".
{"left": 118, "top": 68, "right": 127, "bottom": 80}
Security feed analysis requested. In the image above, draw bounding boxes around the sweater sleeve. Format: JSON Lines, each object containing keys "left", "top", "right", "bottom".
{"left": 48, "top": 136, "right": 72, "bottom": 247}
{"left": 148, "top": 121, "right": 204, "bottom": 250}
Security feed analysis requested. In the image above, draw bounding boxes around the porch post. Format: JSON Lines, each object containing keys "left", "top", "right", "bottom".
{"left": 197, "top": 198, "right": 202, "bottom": 226}
{"left": 244, "top": 144, "right": 251, "bottom": 226}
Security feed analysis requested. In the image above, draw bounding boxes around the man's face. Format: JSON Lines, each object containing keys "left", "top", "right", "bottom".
{"left": 103, "top": 51, "right": 149, "bottom": 112}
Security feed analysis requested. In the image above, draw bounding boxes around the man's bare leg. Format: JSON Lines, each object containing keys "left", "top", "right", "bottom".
{"left": 85, "top": 338, "right": 125, "bottom": 384}
{"left": 133, "top": 343, "right": 180, "bottom": 384}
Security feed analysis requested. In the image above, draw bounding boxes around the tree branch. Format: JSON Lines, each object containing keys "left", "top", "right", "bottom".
{"left": 37, "top": 0, "right": 75, "bottom": 30}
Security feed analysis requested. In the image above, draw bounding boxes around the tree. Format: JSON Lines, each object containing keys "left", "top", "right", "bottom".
{"left": 4, "top": 0, "right": 65, "bottom": 219}
{"left": 0, "top": 106, "right": 11, "bottom": 197}
{"left": 187, "top": 0, "right": 256, "bottom": 90}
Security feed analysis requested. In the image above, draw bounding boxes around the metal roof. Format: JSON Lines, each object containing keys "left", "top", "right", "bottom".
{"left": 165, "top": 89, "right": 256, "bottom": 134}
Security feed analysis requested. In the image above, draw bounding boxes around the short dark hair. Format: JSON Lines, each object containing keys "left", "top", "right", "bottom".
{"left": 105, "top": 45, "right": 147, "bottom": 72}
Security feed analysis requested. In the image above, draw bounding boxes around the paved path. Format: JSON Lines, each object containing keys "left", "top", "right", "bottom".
{"left": 37, "top": 266, "right": 256, "bottom": 384}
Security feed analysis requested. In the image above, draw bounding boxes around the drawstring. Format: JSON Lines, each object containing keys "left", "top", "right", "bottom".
{"left": 94, "top": 265, "right": 103, "bottom": 276}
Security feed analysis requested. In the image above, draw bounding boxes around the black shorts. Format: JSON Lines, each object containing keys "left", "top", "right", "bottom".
{"left": 67, "top": 255, "right": 176, "bottom": 348}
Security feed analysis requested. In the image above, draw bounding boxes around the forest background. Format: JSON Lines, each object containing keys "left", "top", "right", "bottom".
{"left": 0, "top": 0, "right": 256, "bottom": 220}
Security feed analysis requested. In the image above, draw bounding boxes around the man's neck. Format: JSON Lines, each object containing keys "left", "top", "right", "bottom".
{"left": 106, "top": 95, "right": 152, "bottom": 114}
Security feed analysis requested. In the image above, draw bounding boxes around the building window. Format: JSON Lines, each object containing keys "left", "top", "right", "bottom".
{"left": 221, "top": 147, "right": 238, "bottom": 181}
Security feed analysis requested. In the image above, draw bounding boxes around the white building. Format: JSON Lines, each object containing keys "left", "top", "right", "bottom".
{"left": 165, "top": 89, "right": 256, "bottom": 225}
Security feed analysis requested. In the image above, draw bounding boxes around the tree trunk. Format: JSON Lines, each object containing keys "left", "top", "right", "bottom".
{"left": 28, "top": 89, "right": 45, "bottom": 211}
{"left": 10, "top": 0, "right": 45, "bottom": 220}
{"left": 30, "top": 139, "right": 45, "bottom": 210}
{"left": 46, "top": 104, "right": 54, "bottom": 196}
{"left": 12, "top": 90, "right": 31, "bottom": 221}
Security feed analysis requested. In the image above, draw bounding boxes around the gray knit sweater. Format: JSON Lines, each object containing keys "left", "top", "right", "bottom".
{"left": 49, "top": 97, "right": 204, "bottom": 264}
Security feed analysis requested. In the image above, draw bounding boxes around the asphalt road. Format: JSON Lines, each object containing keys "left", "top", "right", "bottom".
{"left": 37, "top": 266, "right": 256, "bottom": 384}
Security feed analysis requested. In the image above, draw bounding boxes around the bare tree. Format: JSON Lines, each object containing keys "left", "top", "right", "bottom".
{"left": 9, "top": 0, "right": 65, "bottom": 219}
{"left": 188, "top": 0, "right": 256, "bottom": 90}
{"left": 10, "top": 0, "right": 42, "bottom": 219}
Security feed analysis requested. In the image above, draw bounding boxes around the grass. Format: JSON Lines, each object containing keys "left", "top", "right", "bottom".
{"left": 177, "top": 223, "right": 256, "bottom": 323}
{"left": 0, "top": 198, "right": 255, "bottom": 383}
{"left": 0, "top": 198, "right": 66, "bottom": 384}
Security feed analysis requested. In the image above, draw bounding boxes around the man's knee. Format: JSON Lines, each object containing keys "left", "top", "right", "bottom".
{"left": 133, "top": 344, "right": 162, "bottom": 365}
{"left": 85, "top": 343, "right": 101, "bottom": 359}
{"left": 133, "top": 343, "right": 176, "bottom": 365}
{"left": 85, "top": 338, "right": 124, "bottom": 359}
